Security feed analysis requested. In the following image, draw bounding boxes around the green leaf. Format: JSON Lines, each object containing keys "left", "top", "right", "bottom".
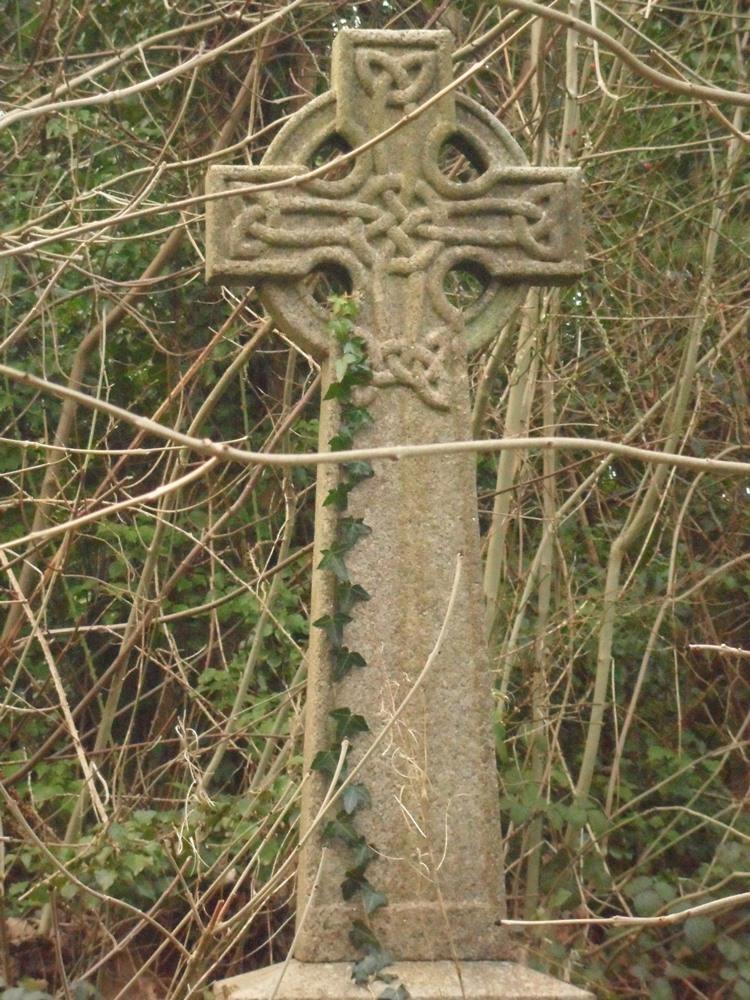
{"left": 122, "top": 851, "right": 150, "bottom": 877}
{"left": 342, "top": 460, "right": 374, "bottom": 488}
{"left": 312, "top": 611, "right": 351, "bottom": 646}
{"left": 329, "top": 707, "right": 369, "bottom": 741}
{"left": 341, "top": 875, "right": 362, "bottom": 901}
{"left": 633, "top": 888, "right": 663, "bottom": 917}
{"left": 330, "top": 316, "right": 354, "bottom": 337}
{"left": 650, "top": 978, "right": 675, "bottom": 1000}
{"left": 379, "top": 987, "right": 410, "bottom": 1000}
{"left": 338, "top": 517, "right": 371, "bottom": 547}
{"left": 343, "top": 406, "right": 374, "bottom": 434}
{"left": 625, "top": 875, "right": 653, "bottom": 899}
{"left": 350, "top": 840, "right": 378, "bottom": 871}
{"left": 60, "top": 881, "right": 78, "bottom": 902}
{"left": 341, "top": 781, "right": 372, "bottom": 815}
{"left": 323, "top": 483, "right": 351, "bottom": 511}
{"left": 325, "top": 381, "right": 348, "bottom": 401}
{"left": 565, "top": 805, "right": 588, "bottom": 830}
{"left": 70, "top": 981, "right": 100, "bottom": 1000}
{"left": 332, "top": 646, "right": 367, "bottom": 680}
{"left": 343, "top": 459, "right": 373, "bottom": 478}
{"left": 95, "top": 868, "right": 117, "bottom": 891}
{"left": 322, "top": 814, "right": 361, "bottom": 846}
{"left": 329, "top": 428, "right": 353, "bottom": 452}
{"left": 317, "top": 520, "right": 370, "bottom": 580}
{"left": 361, "top": 880, "right": 388, "bottom": 915}
{"left": 351, "top": 948, "right": 393, "bottom": 985}
{"left": 311, "top": 749, "right": 343, "bottom": 779}
{"left": 683, "top": 915, "right": 715, "bottom": 950}
{"left": 318, "top": 549, "right": 350, "bottom": 583}
{"left": 329, "top": 294, "right": 357, "bottom": 318}
{"left": 336, "top": 580, "right": 370, "bottom": 612}
{"left": 718, "top": 937, "right": 744, "bottom": 963}
{"left": 342, "top": 364, "right": 372, "bottom": 389}
{"left": 349, "top": 920, "right": 383, "bottom": 952}
{"left": 330, "top": 316, "right": 352, "bottom": 335}
{"left": 351, "top": 954, "right": 380, "bottom": 985}
{"left": 586, "top": 807, "right": 610, "bottom": 837}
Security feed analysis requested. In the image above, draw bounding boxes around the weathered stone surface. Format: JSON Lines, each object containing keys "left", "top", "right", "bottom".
{"left": 206, "top": 24, "right": 587, "bottom": 987}
{"left": 215, "top": 960, "right": 594, "bottom": 1000}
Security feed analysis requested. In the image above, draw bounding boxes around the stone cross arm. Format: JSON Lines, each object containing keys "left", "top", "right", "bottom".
{"left": 207, "top": 164, "right": 580, "bottom": 287}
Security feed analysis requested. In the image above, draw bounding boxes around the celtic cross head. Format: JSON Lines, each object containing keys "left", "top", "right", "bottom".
{"left": 206, "top": 29, "right": 583, "bottom": 409}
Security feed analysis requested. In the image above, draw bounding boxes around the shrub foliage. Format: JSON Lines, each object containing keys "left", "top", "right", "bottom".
{"left": 1, "top": 2, "right": 748, "bottom": 998}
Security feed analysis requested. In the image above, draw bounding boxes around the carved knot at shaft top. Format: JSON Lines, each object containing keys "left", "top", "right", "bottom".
{"left": 354, "top": 48, "right": 438, "bottom": 107}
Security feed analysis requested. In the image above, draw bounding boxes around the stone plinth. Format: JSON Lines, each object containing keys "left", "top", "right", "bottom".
{"left": 215, "top": 960, "right": 594, "bottom": 1000}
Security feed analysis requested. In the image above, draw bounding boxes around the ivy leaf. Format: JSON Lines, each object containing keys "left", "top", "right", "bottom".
{"left": 335, "top": 342, "right": 367, "bottom": 382}
{"left": 317, "top": 548, "right": 350, "bottom": 583}
{"left": 360, "top": 879, "right": 388, "bottom": 915}
{"left": 323, "top": 483, "right": 351, "bottom": 511}
{"left": 344, "top": 406, "right": 374, "bottom": 434}
{"left": 335, "top": 356, "right": 352, "bottom": 382}
{"left": 311, "top": 748, "right": 344, "bottom": 780}
{"left": 318, "top": 520, "right": 370, "bottom": 579}
{"left": 331, "top": 646, "right": 367, "bottom": 681}
{"left": 329, "top": 316, "right": 353, "bottom": 337}
{"left": 341, "top": 874, "right": 362, "bottom": 901}
{"left": 342, "top": 363, "right": 372, "bottom": 389}
{"left": 324, "top": 381, "right": 348, "bottom": 401}
{"left": 336, "top": 580, "right": 370, "bottom": 612}
{"left": 341, "top": 781, "right": 372, "bottom": 815}
{"left": 343, "top": 460, "right": 374, "bottom": 487}
{"left": 379, "top": 986, "right": 410, "bottom": 1000}
{"left": 329, "top": 428, "right": 354, "bottom": 452}
{"left": 683, "top": 915, "right": 716, "bottom": 949}
{"left": 352, "top": 953, "right": 378, "bottom": 986}
{"left": 351, "top": 839, "right": 378, "bottom": 871}
{"left": 329, "top": 707, "right": 369, "bottom": 741}
{"left": 312, "top": 611, "right": 351, "bottom": 646}
{"left": 349, "top": 920, "right": 382, "bottom": 952}
{"left": 95, "top": 868, "right": 117, "bottom": 891}
{"left": 323, "top": 814, "right": 361, "bottom": 847}
{"left": 352, "top": 951, "right": 389, "bottom": 986}
{"left": 338, "top": 517, "right": 371, "bottom": 548}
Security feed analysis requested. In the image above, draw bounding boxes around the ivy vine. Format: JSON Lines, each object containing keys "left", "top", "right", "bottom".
{"left": 310, "top": 295, "right": 409, "bottom": 1000}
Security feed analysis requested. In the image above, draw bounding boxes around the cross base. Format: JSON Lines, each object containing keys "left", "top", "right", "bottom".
{"left": 213, "top": 959, "right": 595, "bottom": 1000}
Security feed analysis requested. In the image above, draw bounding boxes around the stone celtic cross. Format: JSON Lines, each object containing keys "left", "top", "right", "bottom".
{"left": 207, "top": 27, "right": 587, "bottom": 996}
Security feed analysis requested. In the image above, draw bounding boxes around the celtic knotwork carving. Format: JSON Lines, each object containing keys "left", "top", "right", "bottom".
{"left": 413, "top": 184, "right": 575, "bottom": 263}
{"left": 227, "top": 174, "right": 447, "bottom": 279}
{"left": 354, "top": 49, "right": 437, "bottom": 107}
{"left": 226, "top": 178, "right": 573, "bottom": 283}
{"left": 368, "top": 327, "right": 453, "bottom": 411}
{"left": 374, "top": 186, "right": 440, "bottom": 272}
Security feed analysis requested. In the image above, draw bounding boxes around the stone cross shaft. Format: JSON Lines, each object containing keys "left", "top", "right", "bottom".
{"left": 206, "top": 29, "right": 582, "bottom": 964}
